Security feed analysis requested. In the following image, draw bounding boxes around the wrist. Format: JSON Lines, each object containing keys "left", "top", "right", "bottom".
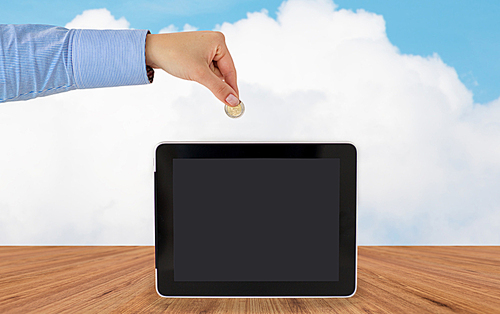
{"left": 145, "top": 33, "right": 159, "bottom": 68}
{"left": 145, "top": 32, "right": 155, "bottom": 83}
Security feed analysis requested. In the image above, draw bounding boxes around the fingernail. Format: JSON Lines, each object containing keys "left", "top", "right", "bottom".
{"left": 225, "top": 94, "right": 239, "bottom": 107}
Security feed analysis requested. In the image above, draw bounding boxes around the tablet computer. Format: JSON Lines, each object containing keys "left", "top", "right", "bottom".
{"left": 154, "top": 142, "right": 357, "bottom": 297}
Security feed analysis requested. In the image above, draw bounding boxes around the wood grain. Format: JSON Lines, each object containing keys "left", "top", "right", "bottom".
{"left": 0, "top": 246, "right": 499, "bottom": 313}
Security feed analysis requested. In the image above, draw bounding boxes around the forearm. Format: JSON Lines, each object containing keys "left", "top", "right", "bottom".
{"left": 0, "top": 24, "right": 150, "bottom": 103}
{"left": 0, "top": 25, "right": 75, "bottom": 102}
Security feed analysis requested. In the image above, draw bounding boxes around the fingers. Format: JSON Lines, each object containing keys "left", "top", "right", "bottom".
{"left": 210, "top": 62, "right": 223, "bottom": 80}
{"left": 213, "top": 42, "right": 239, "bottom": 98}
{"left": 196, "top": 67, "right": 239, "bottom": 107}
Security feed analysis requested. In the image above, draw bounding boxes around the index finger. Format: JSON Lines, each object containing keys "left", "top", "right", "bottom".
{"left": 214, "top": 43, "right": 239, "bottom": 98}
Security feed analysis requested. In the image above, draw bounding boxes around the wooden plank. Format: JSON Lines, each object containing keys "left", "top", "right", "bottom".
{"left": 0, "top": 246, "right": 498, "bottom": 313}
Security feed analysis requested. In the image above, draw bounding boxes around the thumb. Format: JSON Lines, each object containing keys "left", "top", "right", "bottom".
{"left": 196, "top": 68, "right": 240, "bottom": 107}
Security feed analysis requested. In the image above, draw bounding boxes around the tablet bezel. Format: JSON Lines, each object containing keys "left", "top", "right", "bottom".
{"left": 154, "top": 142, "right": 357, "bottom": 297}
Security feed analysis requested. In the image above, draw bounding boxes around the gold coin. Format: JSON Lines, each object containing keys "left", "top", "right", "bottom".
{"left": 225, "top": 101, "right": 245, "bottom": 118}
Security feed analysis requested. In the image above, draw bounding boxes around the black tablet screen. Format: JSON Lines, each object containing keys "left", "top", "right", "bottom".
{"left": 173, "top": 158, "right": 340, "bottom": 282}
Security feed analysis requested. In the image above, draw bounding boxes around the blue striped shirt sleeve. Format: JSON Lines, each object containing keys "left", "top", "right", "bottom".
{"left": 0, "top": 24, "right": 150, "bottom": 103}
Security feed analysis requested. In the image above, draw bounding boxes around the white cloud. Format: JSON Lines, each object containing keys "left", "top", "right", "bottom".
{"left": 182, "top": 23, "right": 198, "bottom": 32}
{"left": 1, "top": 0, "right": 499, "bottom": 244}
{"left": 159, "top": 23, "right": 198, "bottom": 33}
{"left": 159, "top": 24, "right": 178, "bottom": 33}
{"left": 65, "top": 8, "right": 130, "bottom": 29}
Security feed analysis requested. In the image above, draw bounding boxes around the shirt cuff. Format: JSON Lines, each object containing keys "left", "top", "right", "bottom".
{"left": 70, "top": 29, "right": 150, "bottom": 89}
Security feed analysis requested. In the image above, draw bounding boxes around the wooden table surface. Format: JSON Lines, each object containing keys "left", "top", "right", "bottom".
{"left": 0, "top": 246, "right": 499, "bottom": 313}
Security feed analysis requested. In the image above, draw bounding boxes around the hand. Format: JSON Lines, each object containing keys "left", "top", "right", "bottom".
{"left": 145, "top": 31, "right": 240, "bottom": 107}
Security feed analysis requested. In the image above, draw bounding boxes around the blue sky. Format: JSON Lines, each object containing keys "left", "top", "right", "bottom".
{"left": 1, "top": 0, "right": 499, "bottom": 104}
